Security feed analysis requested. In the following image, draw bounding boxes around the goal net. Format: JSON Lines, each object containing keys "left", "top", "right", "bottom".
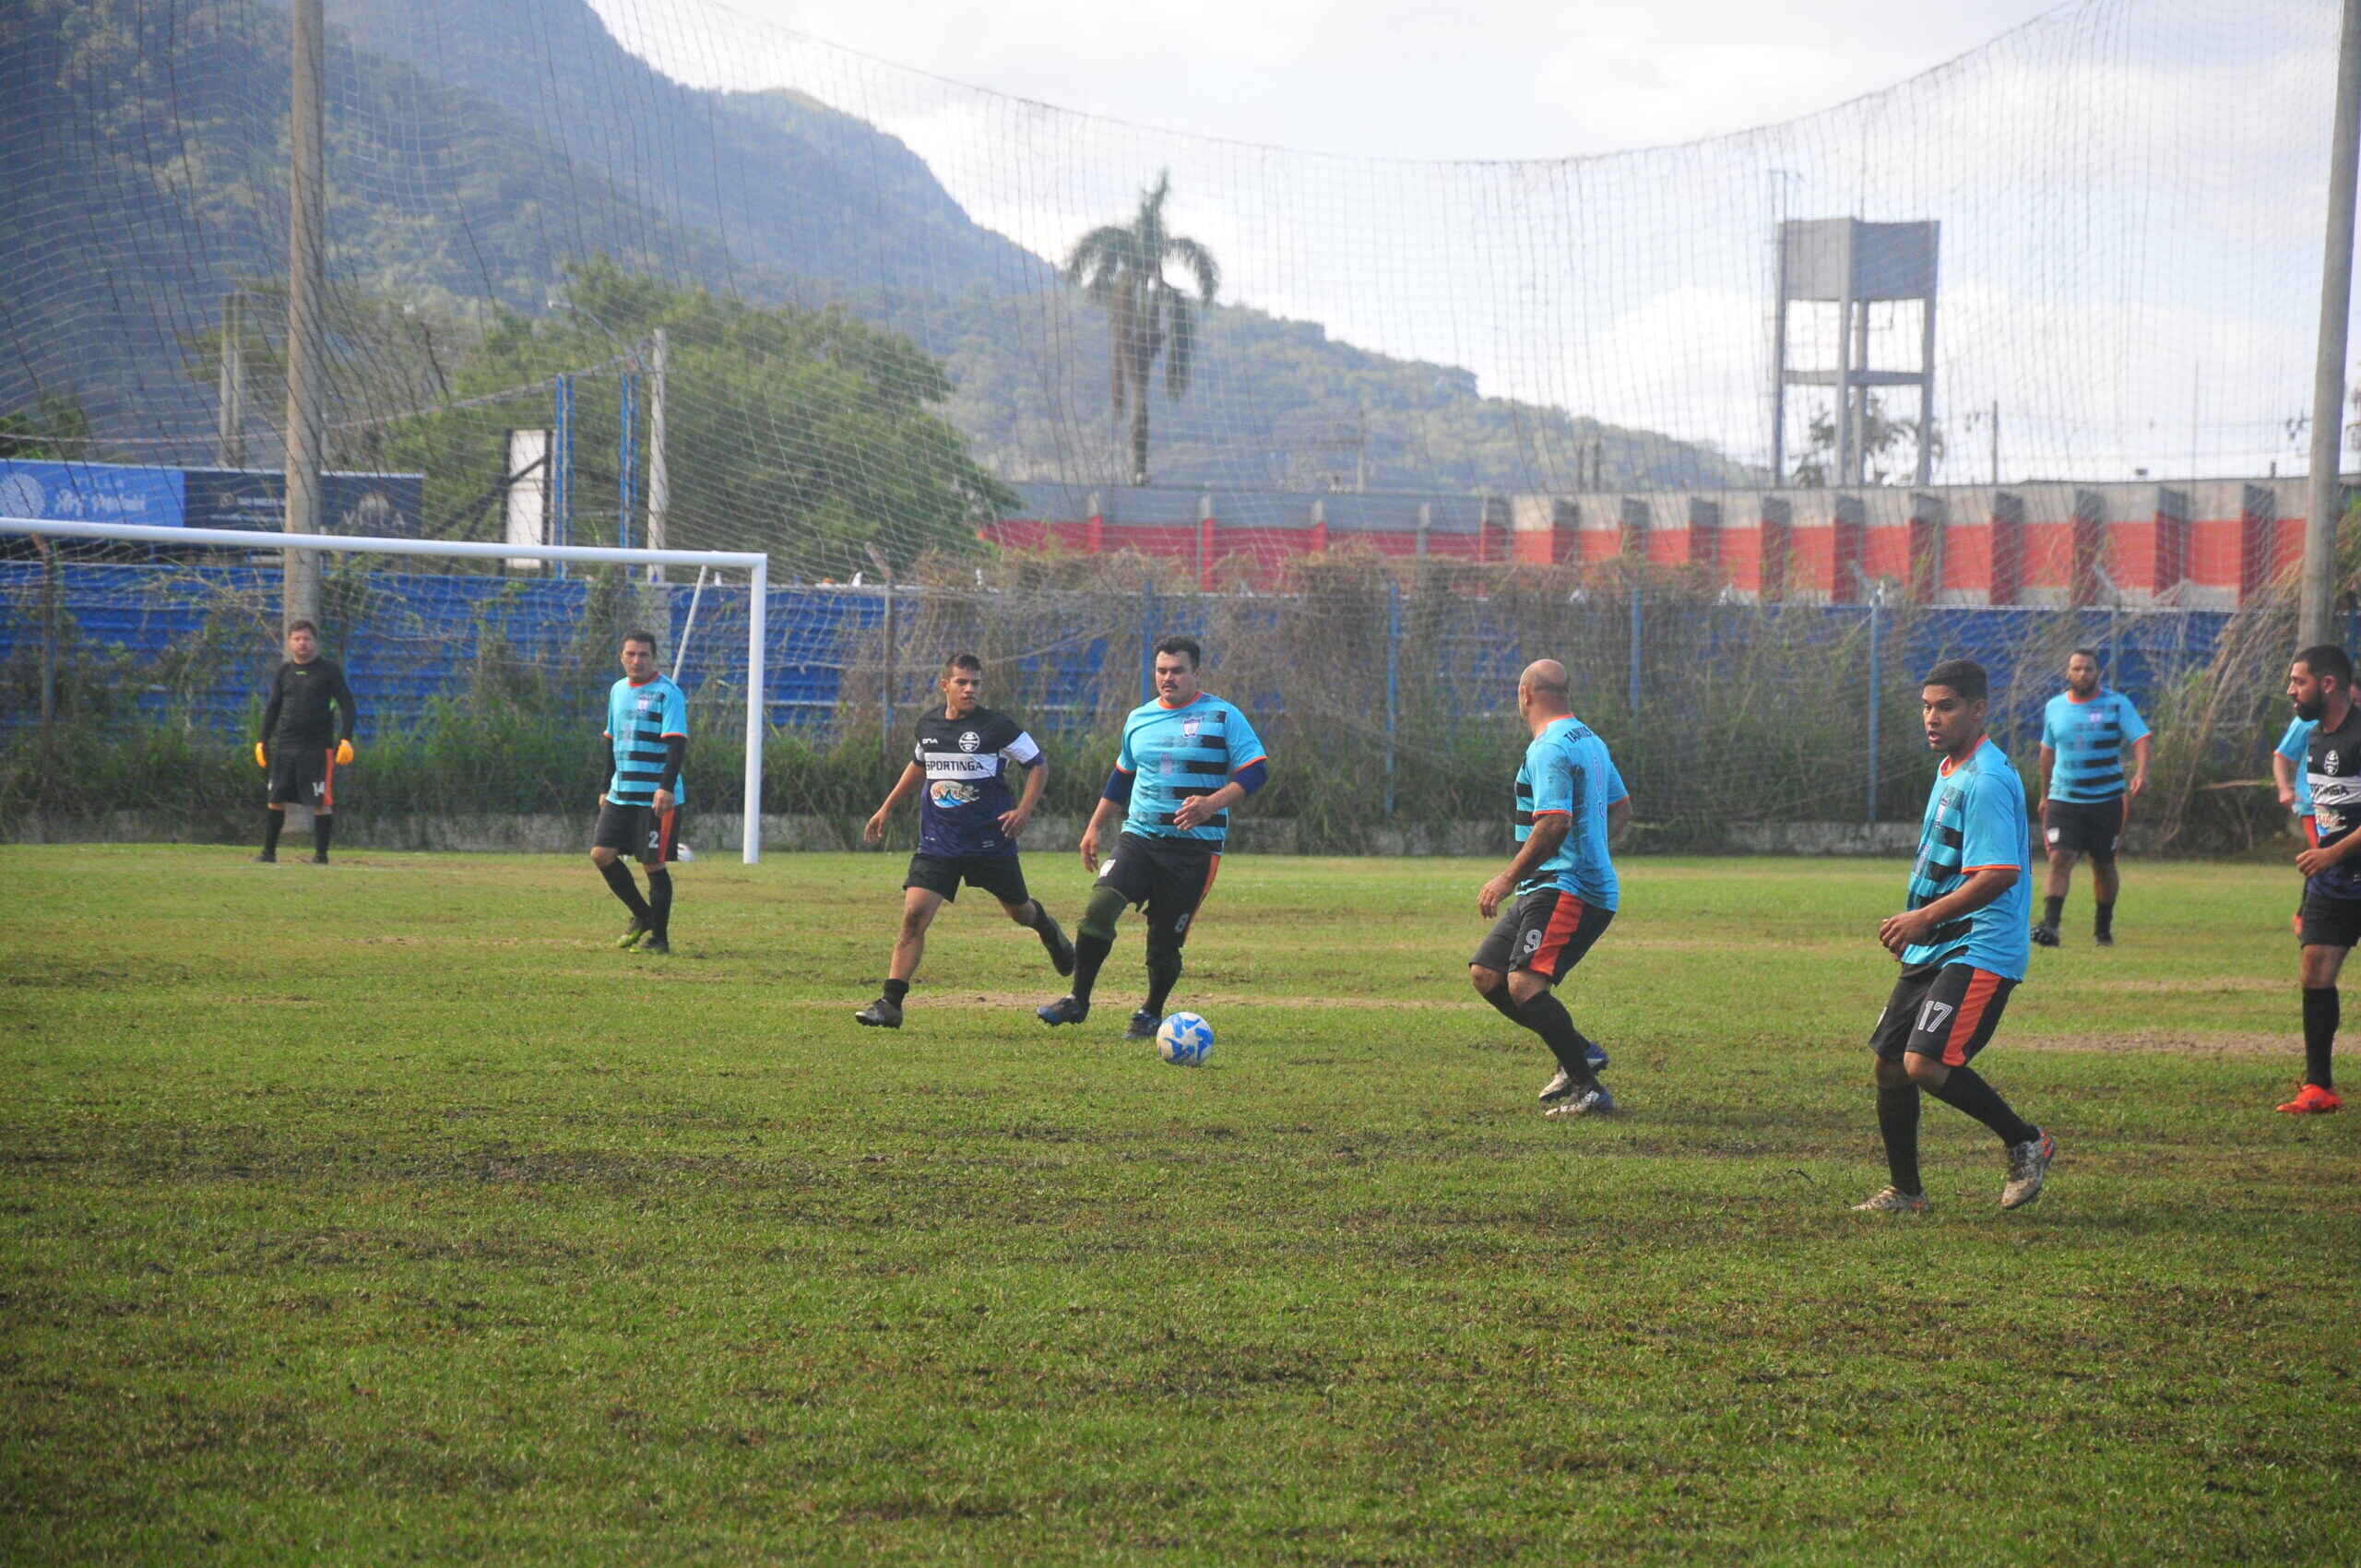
{"left": 0, "top": 517, "right": 770, "bottom": 861}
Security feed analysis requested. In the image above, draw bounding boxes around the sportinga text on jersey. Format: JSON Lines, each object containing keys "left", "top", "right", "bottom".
{"left": 912, "top": 706, "right": 1041, "bottom": 858}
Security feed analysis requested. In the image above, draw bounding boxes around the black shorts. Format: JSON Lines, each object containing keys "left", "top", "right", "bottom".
{"left": 906, "top": 852, "right": 1029, "bottom": 906}
{"left": 594, "top": 801, "right": 682, "bottom": 864}
{"left": 1097, "top": 831, "right": 1221, "bottom": 943}
{"left": 2043, "top": 796, "right": 2123, "bottom": 857}
{"left": 1869, "top": 961, "right": 2017, "bottom": 1066}
{"left": 267, "top": 744, "right": 337, "bottom": 810}
{"left": 1470, "top": 887, "right": 1616, "bottom": 982}
{"left": 2297, "top": 882, "right": 2361, "bottom": 948}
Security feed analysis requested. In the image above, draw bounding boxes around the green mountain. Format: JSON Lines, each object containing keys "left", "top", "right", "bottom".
{"left": 0, "top": 0, "right": 1756, "bottom": 496}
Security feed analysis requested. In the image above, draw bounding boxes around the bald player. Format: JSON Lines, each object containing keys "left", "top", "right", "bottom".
{"left": 1469, "top": 659, "right": 1632, "bottom": 1119}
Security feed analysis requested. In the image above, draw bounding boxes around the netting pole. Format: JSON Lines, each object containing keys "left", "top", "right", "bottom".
{"left": 552, "top": 374, "right": 573, "bottom": 577}
{"left": 1385, "top": 579, "right": 1401, "bottom": 815}
{"left": 744, "top": 559, "right": 766, "bottom": 865}
{"left": 647, "top": 327, "right": 669, "bottom": 584}
{"left": 881, "top": 576, "right": 896, "bottom": 770}
{"left": 1627, "top": 585, "right": 1643, "bottom": 720}
{"left": 1866, "top": 592, "right": 1881, "bottom": 825}
{"left": 2302, "top": 0, "right": 2361, "bottom": 648}
{"left": 618, "top": 372, "right": 637, "bottom": 551}
{"left": 281, "top": 0, "right": 326, "bottom": 632}
{"left": 1140, "top": 582, "right": 1156, "bottom": 704}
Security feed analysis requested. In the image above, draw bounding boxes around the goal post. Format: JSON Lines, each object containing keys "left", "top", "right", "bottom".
{"left": 2, "top": 517, "right": 771, "bottom": 863}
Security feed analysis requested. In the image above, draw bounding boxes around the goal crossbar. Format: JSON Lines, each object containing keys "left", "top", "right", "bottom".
{"left": 3, "top": 517, "right": 771, "bottom": 863}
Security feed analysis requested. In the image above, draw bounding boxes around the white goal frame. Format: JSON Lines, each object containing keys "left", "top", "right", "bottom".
{"left": 3, "top": 517, "right": 771, "bottom": 863}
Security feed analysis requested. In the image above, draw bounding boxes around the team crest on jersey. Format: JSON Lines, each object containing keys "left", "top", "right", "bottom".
{"left": 931, "top": 780, "right": 978, "bottom": 807}
{"left": 958, "top": 731, "right": 980, "bottom": 752}
{"left": 1181, "top": 716, "right": 1200, "bottom": 739}
{"left": 2331, "top": 751, "right": 2343, "bottom": 773}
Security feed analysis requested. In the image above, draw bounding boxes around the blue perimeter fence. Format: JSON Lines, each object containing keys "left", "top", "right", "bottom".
{"left": 0, "top": 561, "right": 2284, "bottom": 818}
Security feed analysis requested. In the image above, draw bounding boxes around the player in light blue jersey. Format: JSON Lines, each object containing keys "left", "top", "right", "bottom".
{"left": 1469, "top": 659, "right": 1631, "bottom": 1120}
{"left": 590, "top": 629, "right": 688, "bottom": 956}
{"left": 1857, "top": 659, "right": 2053, "bottom": 1215}
{"left": 1038, "top": 636, "right": 1270, "bottom": 1039}
{"left": 2273, "top": 715, "right": 2319, "bottom": 840}
{"left": 2033, "top": 649, "right": 2152, "bottom": 947}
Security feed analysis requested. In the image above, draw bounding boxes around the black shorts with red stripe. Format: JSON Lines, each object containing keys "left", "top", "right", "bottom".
{"left": 1097, "top": 831, "right": 1221, "bottom": 944}
{"left": 593, "top": 800, "right": 683, "bottom": 865}
{"left": 267, "top": 745, "right": 336, "bottom": 810}
{"left": 1869, "top": 961, "right": 2017, "bottom": 1066}
{"left": 1470, "top": 886, "right": 1616, "bottom": 982}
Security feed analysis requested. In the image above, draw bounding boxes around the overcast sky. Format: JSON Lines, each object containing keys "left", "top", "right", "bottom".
{"left": 593, "top": 0, "right": 2341, "bottom": 481}
{"left": 694, "top": 0, "right": 2066, "bottom": 160}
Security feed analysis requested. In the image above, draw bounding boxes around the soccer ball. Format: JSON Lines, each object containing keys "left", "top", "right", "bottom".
{"left": 1156, "top": 1011, "right": 1214, "bottom": 1066}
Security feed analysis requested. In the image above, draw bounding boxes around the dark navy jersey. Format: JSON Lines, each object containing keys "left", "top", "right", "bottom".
{"left": 913, "top": 706, "right": 1041, "bottom": 859}
{"left": 2306, "top": 706, "right": 2361, "bottom": 898}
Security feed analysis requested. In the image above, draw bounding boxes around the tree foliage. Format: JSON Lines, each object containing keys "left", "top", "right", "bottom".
{"left": 1063, "top": 172, "right": 1220, "bottom": 488}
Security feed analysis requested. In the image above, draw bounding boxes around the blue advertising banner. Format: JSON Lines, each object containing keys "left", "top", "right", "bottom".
{"left": 184, "top": 468, "right": 423, "bottom": 538}
{"left": 0, "top": 458, "right": 185, "bottom": 528}
{"left": 0, "top": 460, "right": 422, "bottom": 540}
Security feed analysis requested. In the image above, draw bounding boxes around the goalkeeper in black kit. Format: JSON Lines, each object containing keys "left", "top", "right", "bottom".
{"left": 255, "top": 618, "right": 358, "bottom": 864}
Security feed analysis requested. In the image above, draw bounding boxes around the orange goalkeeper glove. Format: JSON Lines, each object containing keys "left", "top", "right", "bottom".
{"left": 335, "top": 739, "right": 355, "bottom": 766}
{"left": 254, "top": 742, "right": 268, "bottom": 769}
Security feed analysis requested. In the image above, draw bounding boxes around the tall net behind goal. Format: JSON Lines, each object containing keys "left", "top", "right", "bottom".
{"left": 0, "top": 520, "right": 768, "bottom": 860}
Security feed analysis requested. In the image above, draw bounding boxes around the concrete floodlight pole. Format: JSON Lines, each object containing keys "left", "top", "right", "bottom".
{"left": 2302, "top": 0, "right": 2361, "bottom": 648}
{"left": 217, "top": 291, "right": 246, "bottom": 469}
{"left": 283, "top": 0, "right": 327, "bottom": 631}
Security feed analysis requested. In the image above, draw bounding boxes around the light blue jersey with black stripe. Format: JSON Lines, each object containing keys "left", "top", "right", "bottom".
{"left": 2277, "top": 717, "right": 2318, "bottom": 816}
{"left": 1903, "top": 738, "right": 2030, "bottom": 979}
{"left": 1116, "top": 694, "right": 1268, "bottom": 848}
{"left": 1513, "top": 715, "right": 1627, "bottom": 909}
{"left": 605, "top": 675, "right": 688, "bottom": 806}
{"left": 2041, "top": 688, "right": 2150, "bottom": 802}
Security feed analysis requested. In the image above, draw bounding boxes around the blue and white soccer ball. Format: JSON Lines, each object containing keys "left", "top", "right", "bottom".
{"left": 1156, "top": 1011, "right": 1214, "bottom": 1066}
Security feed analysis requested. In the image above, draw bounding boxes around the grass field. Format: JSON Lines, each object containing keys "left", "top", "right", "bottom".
{"left": 5, "top": 845, "right": 2357, "bottom": 1564}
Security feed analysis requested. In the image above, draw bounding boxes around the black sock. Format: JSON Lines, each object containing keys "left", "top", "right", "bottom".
{"left": 262, "top": 812, "right": 284, "bottom": 856}
{"left": 2042, "top": 896, "right": 2064, "bottom": 927}
{"left": 1929, "top": 1066, "right": 2038, "bottom": 1146}
{"left": 599, "top": 859, "right": 652, "bottom": 920}
{"left": 646, "top": 869, "right": 672, "bottom": 941}
{"left": 884, "top": 978, "right": 909, "bottom": 1004}
{"left": 313, "top": 814, "right": 333, "bottom": 860}
{"left": 1877, "top": 1081, "right": 1924, "bottom": 1194}
{"left": 2303, "top": 986, "right": 2338, "bottom": 1090}
{"left": 2094, "top": 900, "right": 2115, "bottom": 934}
{"left": 1517, "top": 990, "right": 1600, "bottom": 1087}
{"left": 1070, "top": 932, "right": 1112, "bottom": 1004}
{"left": 1479, "top": 983, "right": 1527, "bottom": 1028}
{"left": 1144, "top": 952, "right": 1181, "bottom": 1016}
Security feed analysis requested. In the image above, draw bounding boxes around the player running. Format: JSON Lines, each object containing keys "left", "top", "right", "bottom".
{"left": 2032, "top": 648, "right": 2151, "bottom": 947}
{"left": 255, "top": 618, "right": 358, "bottom": 864}
{"left": 854, "top": 654, "right": 1074, "bottom": 1028}
{"left": 591, "top": 629, "right": 686, "bottom": 956}
{"left": 1469, "top": 659, "right": 1629, "bottom": 1119}
{"left": 1857, "top": 659, "right": 2053, "bottom": 1215}
{"left": 2280, "top": 645, "right": 2361, "bottom": 1115}
{"left": 1037, "top": 636, "right": 1268, "bottom": 1039}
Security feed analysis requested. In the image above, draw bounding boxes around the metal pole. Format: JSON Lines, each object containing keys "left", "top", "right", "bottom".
{"left": 618, "top": 372, "right": 637, "bottom": 552}
{"left": 552, "top": 373, "right": 572, "bottom": 577}
{"left": 647, "top": 327, "right": 669, "bottom": 584}
{"left": 1990, "top": 399, "right": 1999, "bottom": 487}
{"left": 1867, "top": 595, "right": 1880, "bottom": 825}
{"left": 1141, "top": 581, "right": 1156, "bottom": 705}
{"left": 1628, "top": 583, "right": 1643, "bottom": 719}
{"left": 217, "top": 291, "right": 245, "bottom": 469}
{"left": 2302, "top": 0, "right": 2361, "bottom": 648}
{"left": 1917, "top": 226, "right": 1940, "bottom": 488}
{"left": 744, "top": 559, "right": 766, "bottom": 864}
{"left": 1834, "top": 223, "right": 1857, "bottom": 489}
{"left": 1385, "top": 579, "right": 1400, "bottom": 815}
{"left": 39, "top": 542, "right": 58, "bottom": 731}
{"left": 1771, "top": 218, "right": 1788, "bottom": 487}
{"left": 282, "top": 0, "right": 326, "bottom": 633}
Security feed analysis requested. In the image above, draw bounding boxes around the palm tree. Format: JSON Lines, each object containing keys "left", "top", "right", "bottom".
{"left": 1062, "top": 171, "right": 1219, "bottom": 487}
